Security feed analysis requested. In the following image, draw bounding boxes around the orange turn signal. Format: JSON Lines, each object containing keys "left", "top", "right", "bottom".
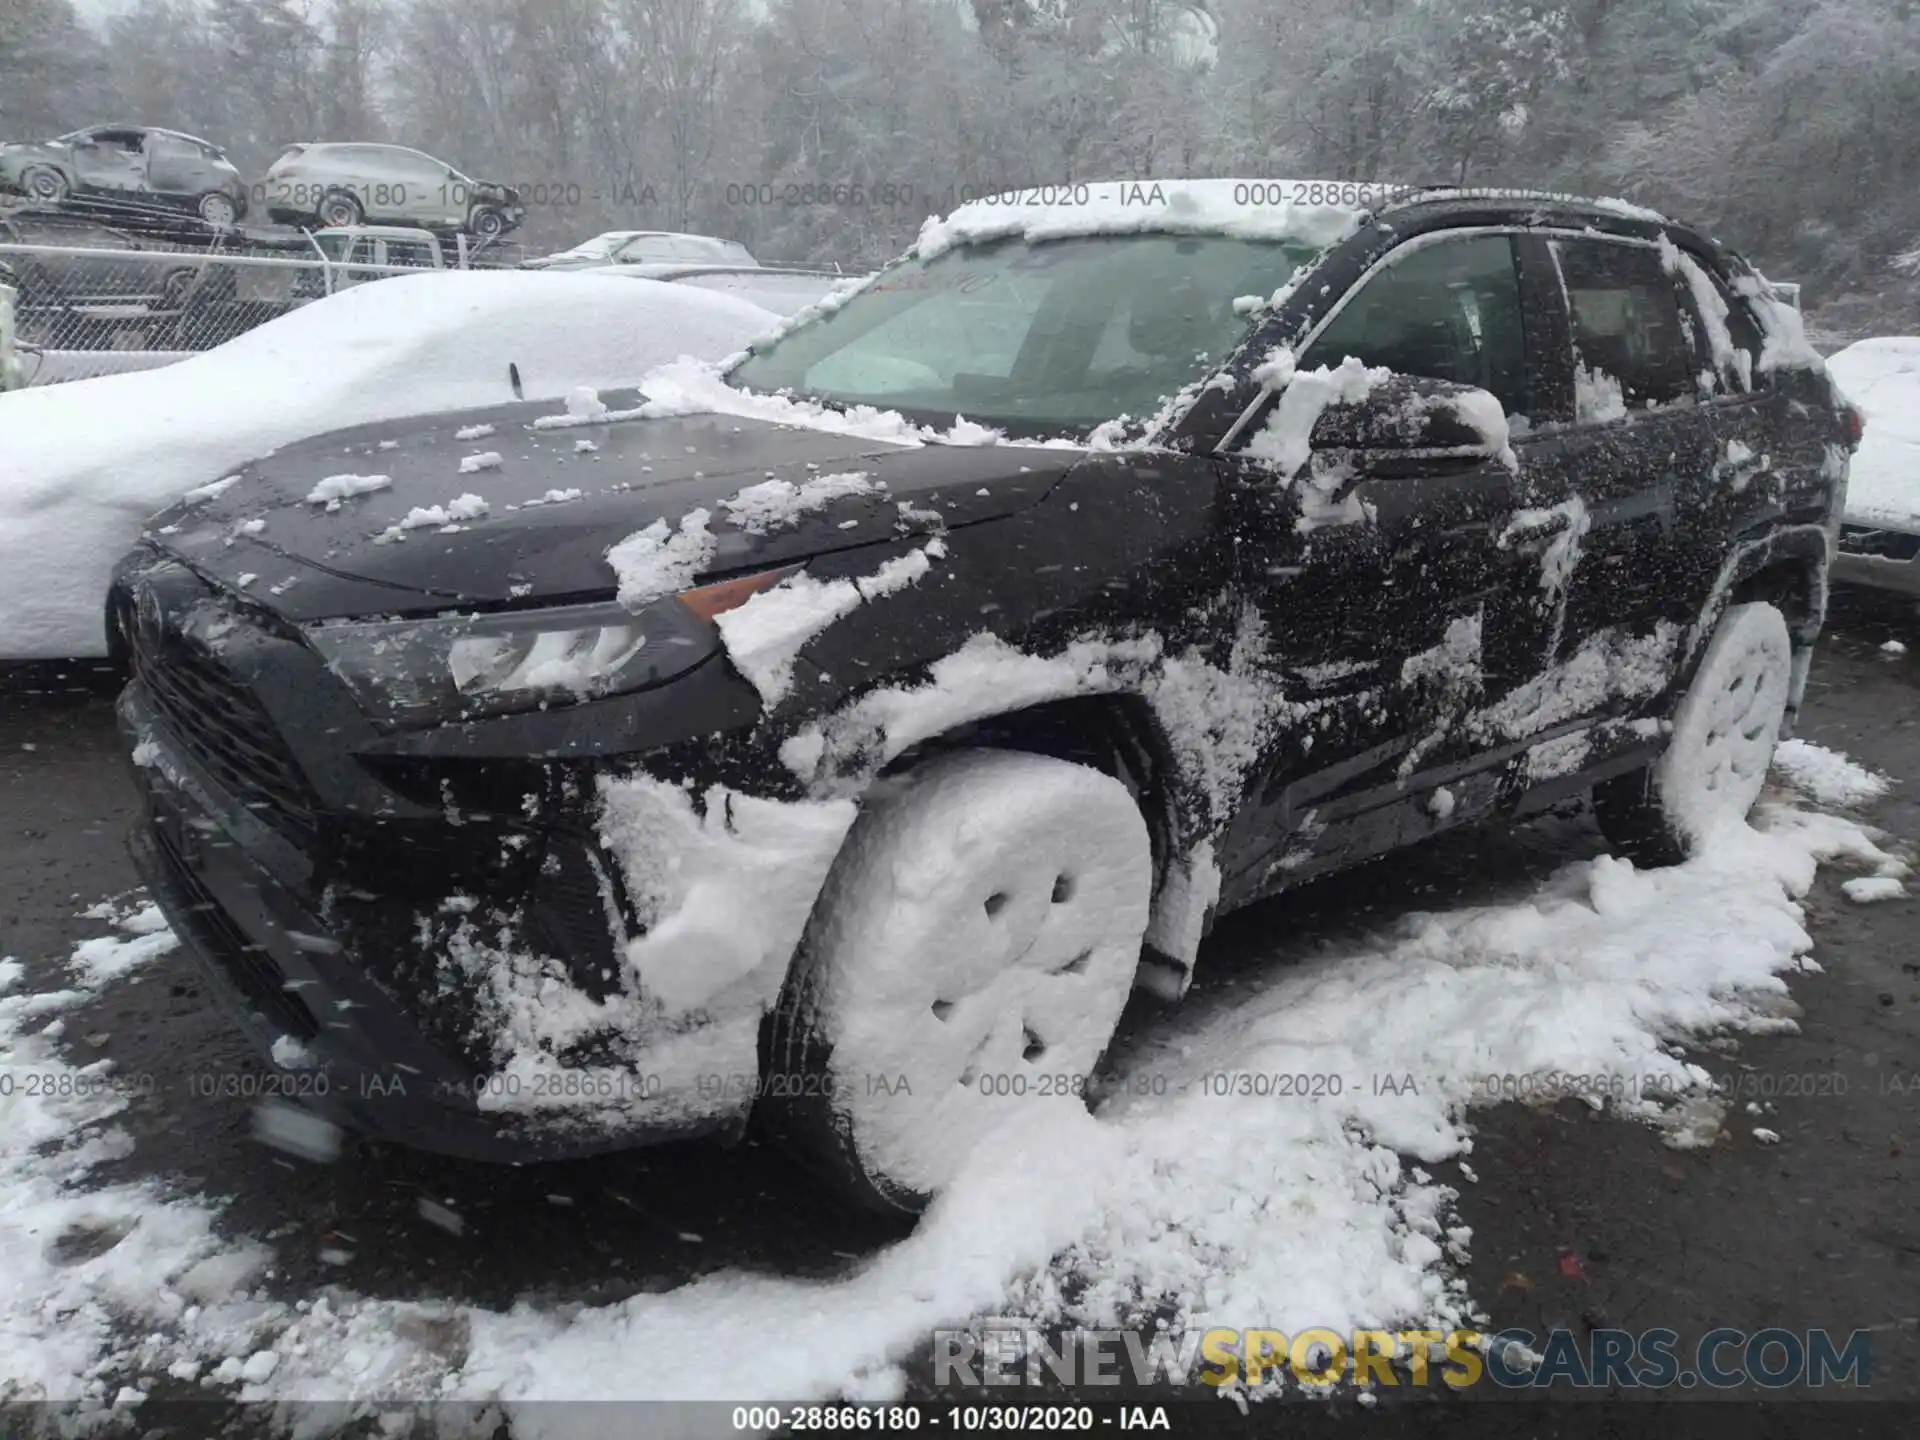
{"left": 676, "top": 565, "right": 801, "bottom": 621}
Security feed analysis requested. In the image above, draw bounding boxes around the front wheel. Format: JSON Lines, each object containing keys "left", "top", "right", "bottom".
{"left": 763, "top": 749, "right": 1153, "bottom": 1215}
{"left": 1594, "top": 601, "right": 1793, "bottom": 866}
{"left": 21, "top": 165, "right": 68, "bottom": 203}
{"left": 468, "top": 205, "right": 506, "bottom": 241}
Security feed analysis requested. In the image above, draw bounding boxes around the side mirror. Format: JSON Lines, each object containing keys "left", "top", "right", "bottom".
{"left": 1308, "top": 374, "right": 1511, "bottom": 463}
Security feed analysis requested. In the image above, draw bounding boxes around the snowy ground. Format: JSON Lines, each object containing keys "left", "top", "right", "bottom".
{"left": 3, "top": 601, "right": 1918, "bottom": 1433}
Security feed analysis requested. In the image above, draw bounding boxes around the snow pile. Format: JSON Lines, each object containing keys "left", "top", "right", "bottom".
{"left": 1659, "top": 237, "right": 1753, "bottom": 394}
{"left": 517, "top": 488, "right": 583, "bottom": 508}
{"left": 1828, "top": 337, "right": 1920, "bottom": 529}
{"left": 721, "top": 471, "right": 880, "bottom": 533}
{"left": 595, "top": 778, "right": 859, "bottom": 1020}
{"left": 0, "top": 270, "right": 776, "bottom": 659}
{"left": 1572, "top": 362, "right": 1627, "bottom": 423}
{"left": 1715, "top": 438, "right": 1770, "bottom": 494}
{"left": 6, "top": 802, "right": 1904, "bottom": 1420}
{"left": 181, "top": 475, "right": 241, "bottom": 503}
{"left": 634, "top": 357, "right": 1005, "bottom": 449}
{"left": 371, "top": 494, "right": 490, "bottom": 544}
{"left": 1841, "top": 875, "right": 1905, "bottom": 904}
{"left": 604, "top": 509, "right": 717, "bottom": 610}
{"left": 716, "top": 544, "right": 939, "bottom": 705}
{"left": 304, "top": 473, "right": 391, "bottom": 509}
{"left": 457, "top": 451, "right": 504, "bottom": 475}
{"left": 914, "top": 179, "right": 1373, "bottom": 263}
{"left": 565, "top": 386, "right": 610, "bottom": 422}
{"left": 255, "top": 806, "right": 1910, "bottom": 1411}
{"left": 1439, "top": 388, "right": 1518, "bottom": 468}
{"left": 453, "top": 423, "right": 495, "bottom": 441}
{"left": 1733, "top": 274, "right": 1825, "bottom": 374}
{"left": 1243, "top": 355, "right": 1392, "bottom": 478}
{"left": 1770, "top": 739, "right": 1894, "bottom": 808}
{"left": 0, "top": 902, "right": 243, "bottom": 1408}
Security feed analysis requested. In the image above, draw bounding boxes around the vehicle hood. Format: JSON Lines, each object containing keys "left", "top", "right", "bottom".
{"left": 0, "top": 141, "right": 62, "bottom": 163}
{"left": 144, "top": 396, "right": 1080, "bottom": 624}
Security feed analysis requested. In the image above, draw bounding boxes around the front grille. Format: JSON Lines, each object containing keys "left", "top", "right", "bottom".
{"left": 115, "top": 586, "right": 318, "bottom": 844}
{"left": 525, "top": 836, "right": 625, "bottom": 999}
{"left": 151, "top": 816, "right": 321, "bottom": 1040}
{"left": 1839, "top": 525, "right": 1920, "bottom": 562}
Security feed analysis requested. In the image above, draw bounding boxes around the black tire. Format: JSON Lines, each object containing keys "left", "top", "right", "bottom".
{"left": 317, "top": 190, "right": 363, "bottom": 228}
{"left": 1593, "top": 601, "right": 1793, "bottom": 867}
{"left": 761, "top": 749, "right": 1152, "bottom": 1216}
{"left": 157, "top": 269, "right": 195, "bottom": 310}
{"left": 21, "top": 165, "right": 68, "bottom": 204}
{"left": 469, "top": 205, "right": 506, "bottom": 241}
{"left": 197, "top": 191, "right": 237, "bottom": 228}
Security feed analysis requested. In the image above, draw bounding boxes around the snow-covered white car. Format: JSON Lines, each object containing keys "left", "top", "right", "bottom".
{"left": 524, "top": 231, "right": 758, "bottom": 271}
{"left": 599, "top": 262, "right": 859, "bottom": 317}
{"left": 112, "top": 180, "right": 1853, "bottom": 1216}
{"left": 0, "top": 270, "right": 776, "bottom": 658}
{"left": 1829, "top": 337, "right": 1920, "bottom": 596}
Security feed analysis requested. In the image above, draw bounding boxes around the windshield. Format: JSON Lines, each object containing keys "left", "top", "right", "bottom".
{"left": 567, "top": 233, "right": 632, "bottom": 256}
{"left": 728, "top": 233, "right": 1315, "bottom": 436}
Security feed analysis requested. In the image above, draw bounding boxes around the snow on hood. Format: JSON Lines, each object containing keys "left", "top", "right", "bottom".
{"left": 1828, "top": 336, "right": 1920, "bottom": 529}
{"left": 0, "top": 271, "right": 778, "bottom": 659}
{"left": 913, "top": 179, "right": 1377, "bottom": 263}
{"left": 559, "top": 355, "right": 1013, "bottom": 450}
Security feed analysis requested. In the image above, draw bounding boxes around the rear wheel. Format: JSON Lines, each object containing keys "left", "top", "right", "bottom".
{"left": 763, "top": 749, "right": 1152, "bottom": 1215}
{"left": 1593, "top": 601, "right": 1792, "bottom": 866}
{"left": 317, "top": 190, "right": 362, "bottom": 228}
{"left": 158, "top": 269, "right": 195, "bottom": 310}
{"left": 197, "top": 191, "right": 237, "bottom": 228}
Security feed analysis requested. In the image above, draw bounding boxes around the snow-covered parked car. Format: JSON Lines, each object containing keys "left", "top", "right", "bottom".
{"left": 0, "top": 270, "right": 776, "bottom": 658}
{"left": 599, "top": 262, "right": 859, "bottom": 317}
{"left": 112, "top": 181, "right": 1855, "bottom": 1214}
{"left": 524, "top": 230, "right": 757, "bottom": 271}
{"left": 1829, "top": 337, "right": 1920, "bottom": 595}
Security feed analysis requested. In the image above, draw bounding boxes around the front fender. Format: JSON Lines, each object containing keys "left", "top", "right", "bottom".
{"left": 1686, "top": 523, "right": 1831, "bottom": 736}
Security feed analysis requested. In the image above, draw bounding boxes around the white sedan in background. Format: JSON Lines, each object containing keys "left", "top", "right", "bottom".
{"left": 0, "top": 269, "right": 777, "bottom": 658}
{"left": 525, "top": 231, "right": 759, "bottom": 271}
{"left": 1829, "top": 337, "right": 1920, "bottom": 597}
{"left": 597, "top": 262, "right": 863, "bottom": 317}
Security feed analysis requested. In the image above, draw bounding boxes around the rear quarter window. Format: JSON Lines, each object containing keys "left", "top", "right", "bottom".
{"left": 1550, "top": 238, "right": 1701, "bottom": 420}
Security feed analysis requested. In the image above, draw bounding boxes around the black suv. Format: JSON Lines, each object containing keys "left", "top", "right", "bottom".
{"left": 112, "top": 183, "right": 1858, "bottom": 1214}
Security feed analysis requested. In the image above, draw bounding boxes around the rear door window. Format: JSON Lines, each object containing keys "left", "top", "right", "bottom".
{"left": 1300, "top": 233, "right": 1532, "bottom": 423}
{"left": 1549, "top": 238, "right": 1702, "bottom": 420}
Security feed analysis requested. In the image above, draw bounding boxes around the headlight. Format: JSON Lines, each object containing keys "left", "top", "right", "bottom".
{"left": 304, "top": 595, "right": 720, "bottom": 725}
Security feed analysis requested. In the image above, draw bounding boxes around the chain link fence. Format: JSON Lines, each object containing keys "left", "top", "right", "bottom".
{"left": 0, "top": 226, "right": 527, "bottom": 386}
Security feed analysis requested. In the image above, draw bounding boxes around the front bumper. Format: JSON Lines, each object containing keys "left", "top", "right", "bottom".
{"left": 1834, "top": 522, "right": 1920, "bottom": 597}
{"left": 121, "top": 685, "right": 719, "bottom": 1161}
{"left": 110, "top": 559, "right": 851, "bottom": 1163}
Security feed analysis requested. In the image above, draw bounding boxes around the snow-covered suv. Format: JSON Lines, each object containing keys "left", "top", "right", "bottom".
{"left": 113, "top": 181, "right": 1859, "bottom": 1214}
